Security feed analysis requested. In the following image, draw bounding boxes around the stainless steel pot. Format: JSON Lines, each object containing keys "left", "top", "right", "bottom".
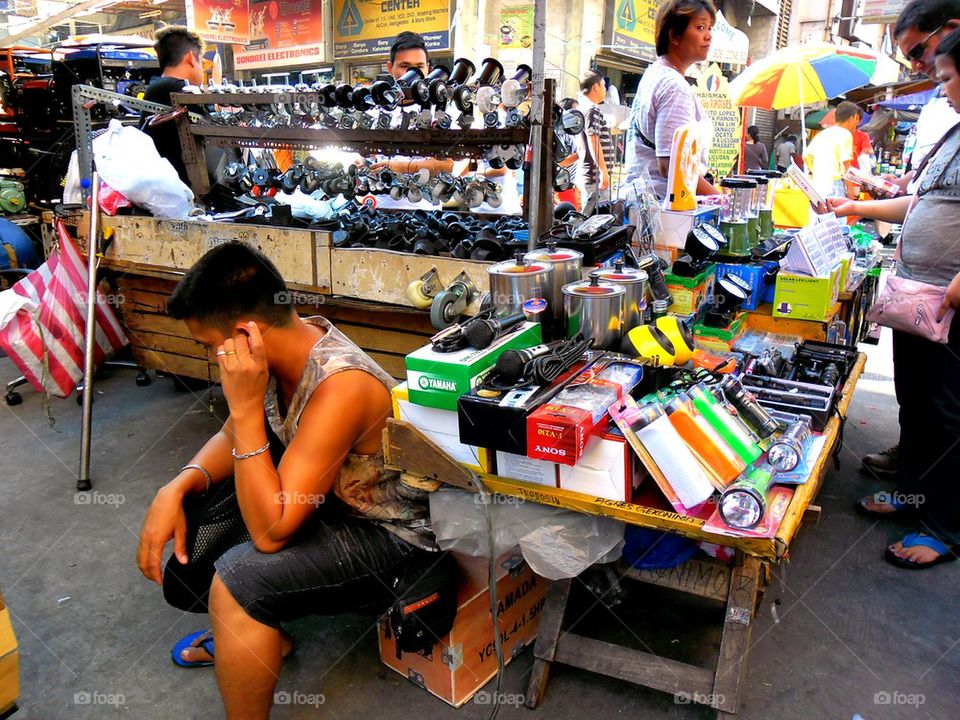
{"left": 524, "top": 244, "right": 584, "bottom": 320}
{"left": 590, "top": 261, "right": 649, "bottom": 330}
{"left": 561, "top": 277, "right": 625, "bottom": 351}
{"left": 488, "top": 256, "right": 554, "bottom": 316}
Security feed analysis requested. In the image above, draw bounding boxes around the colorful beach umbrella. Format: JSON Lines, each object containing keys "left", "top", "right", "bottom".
{"left": 728, "top": 44, "right": 880, "bottom": 152}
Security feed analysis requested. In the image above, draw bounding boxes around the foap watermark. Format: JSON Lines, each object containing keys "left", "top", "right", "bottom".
{"left": 473, "top": 690, "right": 526, "bottom": 707}
{"left": 473, "top": 493, "right": 525, "bottom": 507}
{"left": 274, "top": 290, "right": 325, "bottom": 308}
{"left": 874, "top": 690, "right": 925, "bottom": 708}
{"left": 674, "top": 691, "right": 725, "bottom": 706}
{"left": 273, "top": 690, "right": 325, "bottom": 707}
{"left": 74, "top": 690, "right": 125, "bottom": 707}
{"left": 74, "top": 491, "right": 125, "bottom": 508}
{"left": 874, "top": 490, "right": 925, "bottom": 509}
{"left": 275, "top": 490, "right": 326, "bottom": 508}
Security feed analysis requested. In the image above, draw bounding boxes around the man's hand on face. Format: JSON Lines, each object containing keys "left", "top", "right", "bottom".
{"left": 217, "top": 321, "right": 270, "bottom": 419}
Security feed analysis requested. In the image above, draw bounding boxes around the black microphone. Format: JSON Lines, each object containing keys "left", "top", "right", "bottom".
{"left": 495, "top": 342, "right": 559, "bottom": 382}
{"left": 463, "top": 312, "right": 526, "bottom": 350}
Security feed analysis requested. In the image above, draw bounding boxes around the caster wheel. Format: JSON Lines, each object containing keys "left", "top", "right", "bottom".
{"left": 135, "top": 372, "right": 151, "bottom": 387}
{"left": 430, "top": 290, "right": 460, "bottom": 330}
{"left": 4, "top": 391, "right": 22, "bottom": 406}
{"left": 406, "top": 279, "right": 433, "bottom": 309}
{"left": 76, "top": 479, "right": 92, "bottom": 492}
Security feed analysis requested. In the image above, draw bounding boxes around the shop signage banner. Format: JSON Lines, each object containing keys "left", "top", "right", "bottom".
{"left": 861, "top": 0, "right": 909, "bottom": 24}
{"left": 692, "top": 63, "right": 742, "bottom": 176}
{"left": 499, "top": 5, "right": 533, "bottom": 50}
{"left": 234, "top": 0, "right": 325, "bottom": 70}
{"left": 333, "top": 0, "right": 451, "bottom": 59}
{"left": 707, "top": 11, "right": 748, "bottom": 66}
{"left": 609, "top": 0, "right": 658, "bottom": 62}
{"left": 186, "top": 0, "right": 250, "bottom": 45}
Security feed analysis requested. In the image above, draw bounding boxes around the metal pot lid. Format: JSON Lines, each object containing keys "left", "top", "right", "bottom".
{"left": 526, "top": 247, "right": 584, "bottom": 263}
{"left": 489, "top": 259, "right": 551, "bottom": 274}
{"left": 590, "top": 267, "right": 648, "bottom": 284}
{"left": 562, "top": 278, "right": 625, "bottom": 297}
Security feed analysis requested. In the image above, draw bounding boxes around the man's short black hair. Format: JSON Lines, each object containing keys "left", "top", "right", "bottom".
{"left": 894, "top": 0, "right": 960, "bottom": 39}
{"left": 167, "top": 242, "right": 294, "bottom": 330}
{"left": 788, "top": 135, "right": 797, "bottom": 143}
{"left": 154, "top": 26, "right": 202, "bottom": 71}
{"left": 835, "top": 101, "right": 861, "bottom": 124}
{"left": 580, "top": 71, "right": 603, "bottom": 94}
{"left": 390, "top": 31, "right": 428, "bottom": 65}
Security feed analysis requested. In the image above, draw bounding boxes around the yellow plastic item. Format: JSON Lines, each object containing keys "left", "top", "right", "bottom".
{"left": 654, "top": 315, "right": 694, "bottom": 364}
{"left": 406, "top": 279, "right": 434, "bottom": 309}
{"left": 665, "top": 124, "right": 699, "bottom": 212}
{"left": 772, "top": 185, "right": 811, "bottom": 228}
{"left": 623, "top": 324, "right": 679, "bottom": 366}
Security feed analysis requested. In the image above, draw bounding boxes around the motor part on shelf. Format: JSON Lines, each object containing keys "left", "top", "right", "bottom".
{"left": 430, "top": 271, "right": 480, "bottom": 329}
{"left": 767, "top": 415, "right": 811, "bottom": 473}
{"left": 453, "top": 57, "right": 504, "bottom": 129}
{"left": 406, "top": 268, "right": 441, "bottom": 309}
{"left": 501, "top": 64, "right": 532, "bottom": 126}
{"left": 0, "top": 179, "right": 28, "bottom": 214}
{"left": 719, "top": 465, "right": 776, "bottom": 529}
{"left": 719, "top": 375, "right": 779, "bottom": 438}
{"left": 702, "top": 273, "right": 752, "bottom": 328}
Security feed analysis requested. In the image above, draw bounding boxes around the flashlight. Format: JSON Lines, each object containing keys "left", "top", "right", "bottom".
{"left": 719, "top": 465, "right": 775, "bottom": 529}
{"left": 767, "top": 417, "right": 811, "bottom": 473}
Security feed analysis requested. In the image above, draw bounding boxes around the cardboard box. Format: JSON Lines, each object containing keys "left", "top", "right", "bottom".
{"left": 497, "top": 425, "right": 641, "bottom": 502}
{"left": 405, "top": 323, "right": 542, "bottom": 411}
{"left": 526, "top": 361, "right": 644, "bottom": 466}
{"left": 0, "top": 594, "right": 19, "bottom": 718}
{"left": 392, "top": 383, "right": 494, "bottom": 474}
{"left": 693, "top": 310, "right": 747, "bottom": 344}
{"left": 665, "top": 265, "right": 716, "bottom": 316}
{"left": 773, "top": 264, "right": 842, "bottom": 321}
{"left": 712, "top": 261, "right": 779, "bottom": 311}
{"left": 658, "top": 206, "right": 721, "bottom": 248}
{"left": 379, "top": 551, "right": 548, "bottom": 708}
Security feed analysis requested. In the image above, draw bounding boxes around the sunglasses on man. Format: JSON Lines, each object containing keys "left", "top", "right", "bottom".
{"left": 906, "top": 24, "right": 946, "bottom": 62}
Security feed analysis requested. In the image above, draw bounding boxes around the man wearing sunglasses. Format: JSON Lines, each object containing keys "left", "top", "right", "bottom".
{"left": 859, "top": 0, "right": 960, "bottom": 487}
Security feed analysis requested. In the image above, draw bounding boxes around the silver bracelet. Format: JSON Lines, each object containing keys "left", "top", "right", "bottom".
{"left": 231, "top": 441, "right": 271, "bottom": 461}
{"left": 181, "top": 464, "right": 212, "bottom": 494}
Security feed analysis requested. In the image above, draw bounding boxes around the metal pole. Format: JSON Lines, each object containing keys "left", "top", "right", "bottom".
{"left": 78, "top": 173, "right": 100, "bottom": 492}
{"left": 527, "top": 0, "right": 548, "bottom": 250}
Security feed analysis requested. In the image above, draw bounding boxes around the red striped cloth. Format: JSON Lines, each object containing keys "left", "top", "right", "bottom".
{"left": 0, "top": 222, "right": 127, "bottom": 397}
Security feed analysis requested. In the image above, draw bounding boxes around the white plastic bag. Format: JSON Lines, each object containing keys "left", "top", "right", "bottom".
{"left": 273, "top": 188, "right": 336, "bottom": 221}
{"left": 93, "top": 119, "right": 194, "bottom": 219}
{"left": 429, "top": 489, "right": 625, "bottom": 579}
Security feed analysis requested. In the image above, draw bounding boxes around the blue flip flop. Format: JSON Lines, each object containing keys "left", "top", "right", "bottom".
{"left": 857, "top": 491, "right": 908, "bottom": 516}
{"left": 171, "top": 629, "right": 214, "bottom": 668}
{"left": 885, "top": 532, "right": 960, "bottom": 569}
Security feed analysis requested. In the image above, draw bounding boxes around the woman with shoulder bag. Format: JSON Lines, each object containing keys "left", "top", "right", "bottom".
{"left": 821, "top": 28, "right": 960, "bottom": 569}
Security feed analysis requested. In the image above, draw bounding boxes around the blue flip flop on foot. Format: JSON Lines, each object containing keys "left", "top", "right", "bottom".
{"left": 857, "top": 491, "right": 908, "bottom": 516}
{"left": 171, "top": 629, "right": 214, "bottom": 668}
{"left": 885, "top": 532, "right": 959, "bottom": 569}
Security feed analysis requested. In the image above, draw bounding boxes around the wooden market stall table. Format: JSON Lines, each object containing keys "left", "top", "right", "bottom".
{"left": 383, "top": 353, "right": 866, "bottom": 719}
{"left": 78, "top": 214, "right": 496, "bottom": 381}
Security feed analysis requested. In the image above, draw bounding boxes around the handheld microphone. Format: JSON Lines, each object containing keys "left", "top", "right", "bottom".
{"left": 495, "top": 342, "right": 557, "bottom": 382}
{"left": 463, "top": 312, "right": 525, "bottom": 349}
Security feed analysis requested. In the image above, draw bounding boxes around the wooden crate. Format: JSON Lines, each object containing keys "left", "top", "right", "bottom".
{"left": 0, "top": 593, "right": 19, "bottom": 718}
{"left": 110, "top": 274, "right": 433, "bottom": 382}
{"left": 81, "top": 216, "right": 330, "bottom": 293}
{"left": 330, "top": 248, "right": 491, "bottom": 312}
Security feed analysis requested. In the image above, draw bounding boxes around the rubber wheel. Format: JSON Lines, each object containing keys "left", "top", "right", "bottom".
{"left": 406, "top": 279, "right": 434, "bottom": 309}
{"left": 135, "top": 372, "right": 151, "bottom": 387}
{"left": 4, "top": 391, "right": 22, "bottom": 406}
{"left": 430, "top": 290, "right": 460, "bottom": 330}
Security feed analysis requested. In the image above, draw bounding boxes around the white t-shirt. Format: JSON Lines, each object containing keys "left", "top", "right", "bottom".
{"left": 802, "top": 126, "right": 853, "bottom": 198}
{"left": 624, "top": 57, "right": 712, "bottom": 199}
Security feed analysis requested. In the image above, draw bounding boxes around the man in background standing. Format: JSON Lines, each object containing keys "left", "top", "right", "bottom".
{"left": 142, "top": 26, "right": 205, "bottom": 187}
{"left": 803, "top": 101, "right": 860, "bottom": 199}
{"left": 577, "top": 71, "right": 613, "bottom": 214}
{"left": 776, "top": 134, "right": 796, "bottom": 171}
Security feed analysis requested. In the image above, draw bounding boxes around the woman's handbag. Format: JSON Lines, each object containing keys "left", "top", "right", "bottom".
{"left": 866, "top": 275, "right": 954, "bottom": 343}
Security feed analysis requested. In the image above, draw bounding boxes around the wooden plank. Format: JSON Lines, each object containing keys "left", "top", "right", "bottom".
{"left": 554, "top": 632, "right": 715, "bottom": 699}
{"left": 525, "top": 577, "right": 572, "bottom": 709}
{"left": 619, "top": 557, "right": 731, "bottom": 602}
{"left": 132, "top": 347, "right": 218, "bottom": 382}
{"left": 333, "top": 324, "right": 426, "bottom": 355}
{"left": 126, "top": 328, "right": 207, "bottom": 358}
{"left": 122, "top": 311, "right": 192, "bottom": 338}
{"left": 711, "top": 555, "right": 762, "bottom": 714}
{"left": 744, "top": 303, "right": 837, "bottom": 341}
{"left": 479, "top": 474, "right": 780, "bottom": 559}
{"left": 383, "top": 419, "right": 477, "bottom": 492}
{"left": 330, "top": 248, "right": 490, "bottom": 312}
